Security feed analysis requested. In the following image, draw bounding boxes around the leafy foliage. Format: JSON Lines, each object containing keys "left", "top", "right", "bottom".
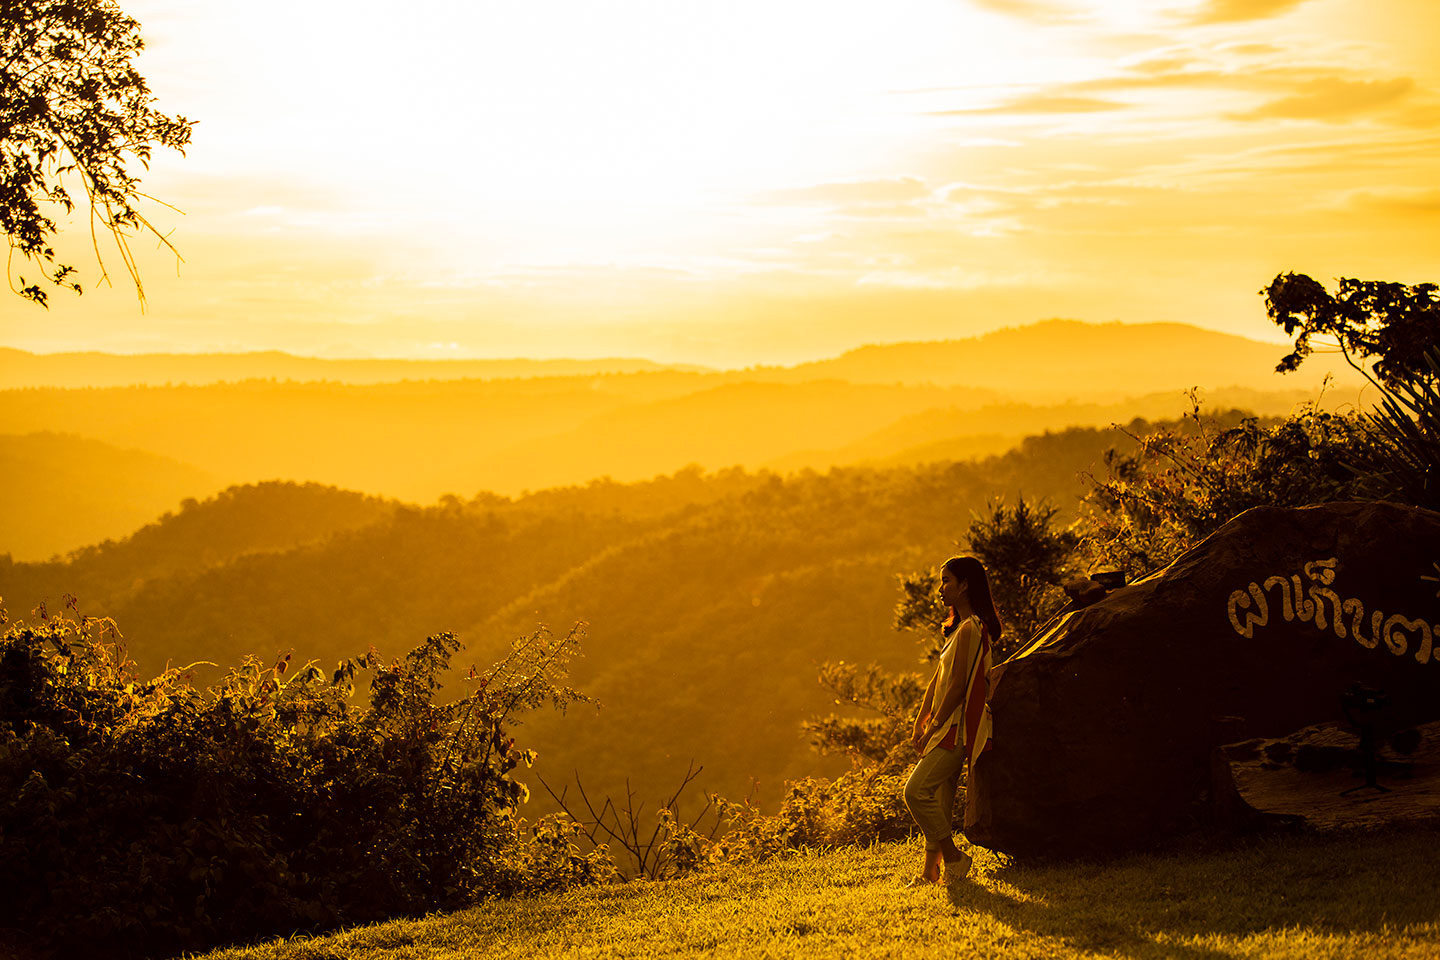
{"left": 1, "top": 0, "right": 193, "bottom": 306}
{"left": 1356, "top": 348, "right": 1440, "bottom": 510}
{"left": 1266, "top": 272, "right": 1440, "bottom": 391}
{"left": 1265, "top": 272, "right": 1440, "bottom": 515}
{"left": 890, "top": 497, "right": 1081, "bottom": 659}
{"left": 1080, "top": 399, "right": 1370, "bottom": 576}
{"left": 804, "top": 660, "right": 925, "bottom": 771}
{"left": 537, "top": 761, "right": 725, "bottom": 881}
{"left": 0, "top": 601, "right": 610, "bottom": 959}
{"left": 699, "top": 770, "right": 915, "bottom": 866}
{"left": 966, "top": 498, "right": 1080, "bottom": 655}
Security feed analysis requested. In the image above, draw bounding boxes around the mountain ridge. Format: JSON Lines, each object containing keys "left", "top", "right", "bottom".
{"left": 1, "top": 319, "right": 1343, "bottom": 395}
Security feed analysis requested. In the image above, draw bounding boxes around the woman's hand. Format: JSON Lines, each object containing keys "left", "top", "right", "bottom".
{"left": 912, "top": 726, "right": 932, "bottom": 754}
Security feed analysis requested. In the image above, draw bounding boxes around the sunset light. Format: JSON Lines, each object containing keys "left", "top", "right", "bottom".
{"left": 5, "top": 3, "right": 1440, "bottom": 957}
{"left": 4, "top": 0, "right": 1433, "bottom": 363}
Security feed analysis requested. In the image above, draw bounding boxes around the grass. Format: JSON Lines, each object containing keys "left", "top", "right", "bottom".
{"left": 187, "top": 823, "right": 1440, "bottom": 960}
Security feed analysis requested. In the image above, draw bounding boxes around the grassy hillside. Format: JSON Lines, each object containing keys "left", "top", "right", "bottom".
{"left": 184, "top": 825, "right": 1440, "bottom": 960}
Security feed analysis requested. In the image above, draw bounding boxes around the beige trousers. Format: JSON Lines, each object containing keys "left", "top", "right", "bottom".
{"left": 903, "top": 742, "right": 967, "bottom": 851}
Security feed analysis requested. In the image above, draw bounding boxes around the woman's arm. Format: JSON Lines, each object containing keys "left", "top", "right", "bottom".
{"left": 914, "top": 671, "right": 937, "bottom": 731}
{"left": 911, "top": 671, "right": 938, "bottom": 751}
{"left": 923, "top": 620, "right": 973, "bottom": 742}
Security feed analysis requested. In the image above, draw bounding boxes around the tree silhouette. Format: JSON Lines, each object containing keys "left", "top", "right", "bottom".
{"left": 1265, "top": 272, "right": 1440, "bottom": 391}
{"left": 1, "top": 0, "right": 192, "bottom": 306}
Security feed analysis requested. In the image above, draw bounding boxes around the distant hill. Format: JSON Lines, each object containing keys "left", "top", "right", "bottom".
{"left": 0, "top": 433, "right": 218, "bottom": 562}
{"left": 780, "top": 320, "right": 1365, "bottom": 400}
{"left": 0, "top": 320, "right": 1367, "bottom": 556}
{"left": 0, "top": 347, "right": 708, "bottom": 389}
{"left": 0, "top": 367, "right": 1341, "bottom": 517}
{"left": 2, "top": 320, "right": 1362, "bottom": 397}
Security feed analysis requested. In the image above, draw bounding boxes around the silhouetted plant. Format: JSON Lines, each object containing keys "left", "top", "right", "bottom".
{"left": 536, "top": 760, "right": 724, "bottom": 880}
{"left": 1356, "top": 348, "right": 1440, "bottom": 510}
{"left": 1266, "top": 272, "right": 1440, "bottom": 391}
{"left": 699, "top": 770, "right": 914, "bottom": 865}
{"left": 965, "top": 498, "right": 1080, "bottom": 656}
{"left": 804, "top": 660, "right": 925, "bottom": 772}
{"left": 1, "top": 0, "right": 193, "bottom": 306}
{"left": 1263, "top": 272, "right": 1439, "bottom": 509}
{"left": 0, "top": 602, "right": 610, "bottom": 959}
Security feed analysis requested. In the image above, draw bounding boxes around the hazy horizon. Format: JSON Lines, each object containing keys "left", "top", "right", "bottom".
{"left": 2, "top": 0, "right": 1434, "bottom": 367}
{"left": 2, "top": 316, "right": 1299, "bottom": 370}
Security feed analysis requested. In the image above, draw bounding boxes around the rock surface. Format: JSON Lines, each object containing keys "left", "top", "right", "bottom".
{"left": 1212, "top": 720, "right": 1440, "bottom": 831}
{"left": 964, "top": 501, "right": 1440, "bottom": 857}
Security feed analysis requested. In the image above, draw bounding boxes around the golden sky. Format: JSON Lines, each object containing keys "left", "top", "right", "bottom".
{"left": 4, "top": 0, "right": 1437, "bottom": 366}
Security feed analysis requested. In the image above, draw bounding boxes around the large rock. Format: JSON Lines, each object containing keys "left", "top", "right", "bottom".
{"left": 964, "top": 501, "right": 1440, "bottom": 857}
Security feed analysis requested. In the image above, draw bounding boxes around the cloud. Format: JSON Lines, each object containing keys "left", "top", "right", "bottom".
{"left": 1187, "top": 0, "right": 1313, "bottom": 25}
{"left": 1349, "top": 187, "right": 1440, "bottom": 216}
{"left": 1222, "top": 42, "right": 1283, "bottom": 57}
{"left": 1234, "top": 77, "right": 1415, "bottom": 120}
{"left": 932, "top": 94, "right": 1128, "bottom": 116}
{"left": 756, "top": 177, "right": 932, "bottom": 212}
{"left": 966, "top": 0, "right": 1079, "bottom": 22}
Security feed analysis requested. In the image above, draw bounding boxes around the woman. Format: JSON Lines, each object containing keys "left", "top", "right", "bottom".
{"left": 903, "top": 555, "right": 1001, "bottom": 886}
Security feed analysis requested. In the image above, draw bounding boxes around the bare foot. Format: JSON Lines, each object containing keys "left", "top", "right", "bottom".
{"left": 943, "top": 850, "right": 973, "bottom": 883}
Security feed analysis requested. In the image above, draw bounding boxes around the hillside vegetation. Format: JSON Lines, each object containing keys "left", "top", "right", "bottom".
{"left": 0, "top": 421, "right": 1164, "bottom": 814}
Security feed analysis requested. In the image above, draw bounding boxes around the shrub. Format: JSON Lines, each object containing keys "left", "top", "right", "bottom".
{"left": 0, "top": 601, "right": 611, "bottom": 959}
{"left": 1079, "top": 397, "right": 1372, "bottom": 576}
{"left": 696, "top": 769, "right": 916, "bottom": 866}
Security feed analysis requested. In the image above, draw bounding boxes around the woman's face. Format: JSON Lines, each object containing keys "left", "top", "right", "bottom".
{"left": 940, "top": 568, "right": 966, "bottom": 610}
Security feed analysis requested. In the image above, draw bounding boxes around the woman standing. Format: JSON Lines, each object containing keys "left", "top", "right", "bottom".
{"left": 903, "top": 555, "right": 1001, "bottom": 886}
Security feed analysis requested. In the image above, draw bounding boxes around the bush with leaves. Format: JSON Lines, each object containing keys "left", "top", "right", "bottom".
{"left": 699, "top": 770, "right": 915, "bottom": 866}
{"left": 0, "top": 600, "right": 611, "bottom": 959}
{"left": 1079, "top": 398, "right": 1371, "bottom": 577}
{"left": 889, "top": 497, "right": 1081, "bottom": 659}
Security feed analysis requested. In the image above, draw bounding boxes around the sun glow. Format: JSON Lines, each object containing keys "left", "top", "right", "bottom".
{"left": 6, "top": 0, "right": 1437, "bottom": 363}
{"left": 137, "top": 0, "right": 1043, "bottom": 255}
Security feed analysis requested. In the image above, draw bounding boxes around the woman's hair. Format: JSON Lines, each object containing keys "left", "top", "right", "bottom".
{"left": 942, "top": 554, "right": 1004, "bottom": 643}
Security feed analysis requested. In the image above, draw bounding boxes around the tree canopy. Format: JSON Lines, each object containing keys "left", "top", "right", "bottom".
{"left": 1, "top": 0, "right": 192, "bottom": 306}
{"left": 1265, "top": 272, "right": 1440, "bottom": 391}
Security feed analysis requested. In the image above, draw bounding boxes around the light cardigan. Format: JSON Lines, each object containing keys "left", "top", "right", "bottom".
{"left": 921, "top": 615, "right": 993, "bottom": 771}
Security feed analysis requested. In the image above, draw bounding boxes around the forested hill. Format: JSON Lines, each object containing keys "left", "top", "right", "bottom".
{"left": 11, "top": 482, "right": 399, "bottom": 605}
{"left": 0, "top": 421, "right": 1176, "bottom": 813}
